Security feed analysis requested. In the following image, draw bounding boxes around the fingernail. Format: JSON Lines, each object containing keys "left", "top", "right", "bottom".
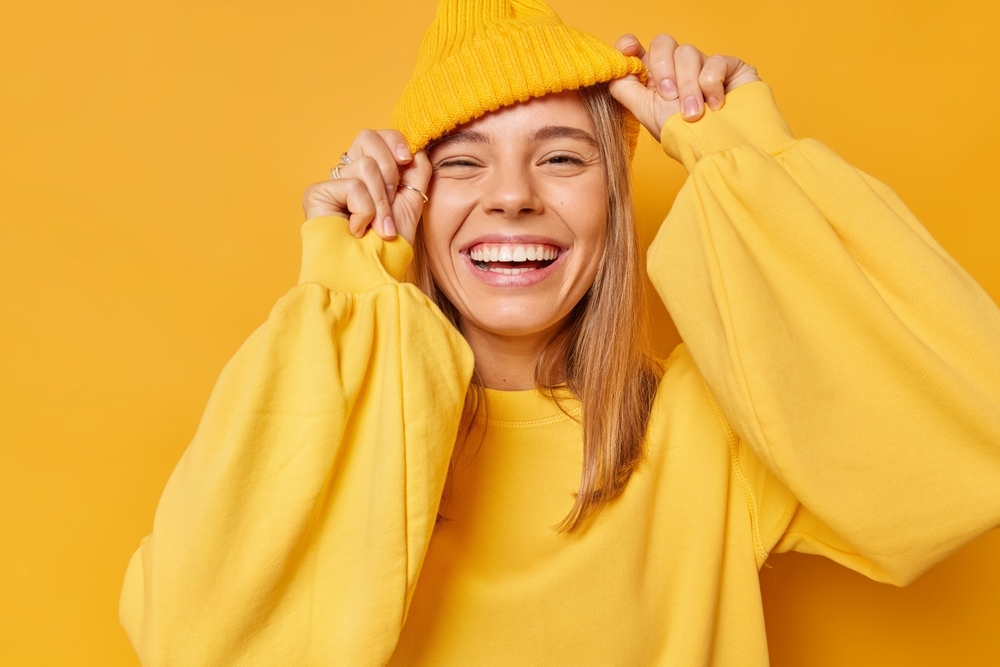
{"left": 659, "top": 78, "right": 677, "bottom": 98}
{"left": 619, "top": 38, "right": 636, "bottom": 51}
{"left": 383, "top": 216, "right": 396, "bottom": 238}
{"left": 395, "top": 144, "right": 411, "bottom": 162}
{"left": 683, "top": 96, "right": 700, "bottom": 119}
{"left": 707, "top": 96, "right": 722, "bottom": 111}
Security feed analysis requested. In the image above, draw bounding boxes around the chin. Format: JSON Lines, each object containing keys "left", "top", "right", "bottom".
{"left": 461, "top": 301, "right": 572, "bottom": 339}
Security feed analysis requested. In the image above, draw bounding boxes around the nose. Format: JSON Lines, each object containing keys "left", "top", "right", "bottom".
{"left": 481, "top": 165, "right": 543, "bottom": 219}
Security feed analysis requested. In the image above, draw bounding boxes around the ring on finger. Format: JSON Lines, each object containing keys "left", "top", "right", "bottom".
{"left": 397, "top": 183, "right": 428, "bottom": 203}
{"left": 330, "top": 164, "right": 346, "bottom": 179}
{"left": 340, "top": 152, "right": 352, "bottom": 165}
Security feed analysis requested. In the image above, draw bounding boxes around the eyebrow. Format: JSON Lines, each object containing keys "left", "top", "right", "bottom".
{"left": 532, "top": 126, "right": 598, "bottom": 147}
{"left": 429, "top": 125, "right": 598, "bottom": 152}
{"left": 428, "top": 130, "right": 491, "bottom": 151}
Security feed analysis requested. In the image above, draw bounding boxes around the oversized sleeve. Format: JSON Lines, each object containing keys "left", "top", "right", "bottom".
{"left": 648, "top": 82, "right": 1000, "bottom": 585}
{"left": 118, "top": 216, "right": 475, "bottom": 665}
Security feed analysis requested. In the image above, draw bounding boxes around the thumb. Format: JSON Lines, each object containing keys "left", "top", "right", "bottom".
{"left": 609, "top": 75, "right": 671, "bottom": 143}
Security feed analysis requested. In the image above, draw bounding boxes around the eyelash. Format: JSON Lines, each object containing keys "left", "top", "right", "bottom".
{"left": 437, "top": 158, "right": 480, "bottom": 168}
{"left": 436, "top": 155, "right": 584, "bottom": 169}
{"left": 545, "top": 154, "right": 584, "bottom": 165}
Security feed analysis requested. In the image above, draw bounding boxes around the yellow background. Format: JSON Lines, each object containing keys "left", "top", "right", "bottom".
{"left": 1, "top": 0, "right": 998, "bottom": 664}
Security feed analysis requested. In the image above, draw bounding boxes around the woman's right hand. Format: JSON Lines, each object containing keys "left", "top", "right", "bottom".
{"left": 302, "top": 129, "right": 432, "bottom": 246}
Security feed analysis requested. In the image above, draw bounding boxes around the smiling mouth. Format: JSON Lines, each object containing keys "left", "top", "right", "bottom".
{"left": 467, "top": 243, "right": 561, "bottom": 275}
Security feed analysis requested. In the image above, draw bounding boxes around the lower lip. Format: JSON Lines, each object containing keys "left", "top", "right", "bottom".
{"left": 461, "top": 251, "right": 567, "bottom": 288}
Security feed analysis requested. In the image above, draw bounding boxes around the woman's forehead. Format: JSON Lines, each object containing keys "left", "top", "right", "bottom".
{"left": 433, "top": 90, "right": 596, "bottom": 148}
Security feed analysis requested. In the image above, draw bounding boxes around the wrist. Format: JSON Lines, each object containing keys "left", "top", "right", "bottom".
{"left": 299, "top": 216, "right": 414, "bottom": 291}
{"left": 659, "top": 81, "right": 796, "bottom": 172}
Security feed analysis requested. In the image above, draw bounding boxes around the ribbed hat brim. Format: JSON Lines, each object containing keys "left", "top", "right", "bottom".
{"left": 392, "top": 23, "right": 645, "bottom": 153}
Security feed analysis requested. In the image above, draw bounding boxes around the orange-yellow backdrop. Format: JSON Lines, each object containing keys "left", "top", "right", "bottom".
{"left": 1, "top": 0, "right": 998, "bottom": 665}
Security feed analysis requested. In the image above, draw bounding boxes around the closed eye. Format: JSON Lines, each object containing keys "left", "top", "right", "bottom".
{"left": 545, "top": 154, "right": 584, "bottom": 165}
{"left": 434, "top": 158, "right": 483, "bottom": 170}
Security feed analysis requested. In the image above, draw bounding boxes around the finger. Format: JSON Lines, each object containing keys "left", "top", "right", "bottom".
{"left": 376, "top": 129, "right": 413, "bottom": 165}
{"left": 401, "top": 149, "right": 431, "bottom": 189}
{"left": 608, "top": 75, "right": 663, "bottom": 141}
{"left": 343, "top": 180, "right": 379, "bottom": 237}
{"left": 700, "top": 54, "right": 730, "bottom": 111}
{"left": 375, "top": 129, "right": 413, "bottom": 206}
{"left": 392, "top": 150, "right": 433, "bottom": 246}
{"left": 343, "top": 155, "right": 396, "bottom": 239}
{"left": 350, "top": 129, "right": 402, "bottom": 207}
{"left": 614, "top": 33, "right": 646, "bottom": 62}
{"left": 301, "top": 178, "right": 377, "bottom": 238}
{"left": 648, "top": 34, "right": 680, "bottom": 101}
{"left": 724, "top": 59, "right": 759, "bottom": 93}
{"left": 674, "top": 44, "right": 706, "bottom": 121}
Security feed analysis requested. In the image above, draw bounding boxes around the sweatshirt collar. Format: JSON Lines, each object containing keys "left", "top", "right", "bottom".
{"left": 472, "top": 385, "right": 581, "bottom": 425}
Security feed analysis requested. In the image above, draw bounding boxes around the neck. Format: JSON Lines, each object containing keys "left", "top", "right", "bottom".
{"left": 460, "top": 319, "right": 567, "bottom": 391}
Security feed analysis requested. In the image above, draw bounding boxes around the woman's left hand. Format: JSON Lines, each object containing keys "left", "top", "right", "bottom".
{"left": 608, "top": 34, "right": 760, "bottom": 141}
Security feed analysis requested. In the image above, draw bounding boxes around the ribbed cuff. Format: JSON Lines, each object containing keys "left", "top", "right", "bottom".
{"left": 659, "top": 81, "right": 796, "bottom": 173}
{"left": 298, "top": 216, "right": 414, "bottom": 292}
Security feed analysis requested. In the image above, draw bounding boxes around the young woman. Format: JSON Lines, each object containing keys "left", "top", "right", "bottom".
{"left": 120, "top": 0, "right": 1000, "bottom": 665}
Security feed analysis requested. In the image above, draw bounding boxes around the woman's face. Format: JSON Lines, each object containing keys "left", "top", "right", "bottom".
{"left": 422, "top": 91, "right": 608, "bottom": 342}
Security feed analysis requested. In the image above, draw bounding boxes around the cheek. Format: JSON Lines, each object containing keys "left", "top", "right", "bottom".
{"left": 577, "top": 229, "right": 608, "bottom": 296}
{"left": 420, "top": 180, "right": 483, "bottom": 274}
{"left": 570, "top": 190, "right": 609, "bottom": 270}
{"left": 418, "top": 207, "right": 462, "bottom": 288}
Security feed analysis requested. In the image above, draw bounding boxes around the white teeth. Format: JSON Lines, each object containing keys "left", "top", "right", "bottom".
{"left": 467, "top": 262, "right": 536, "bottom": 275}
{"left": 469, "top": 243, "right": 560, "bottom": 264}
{"left": 489, "top": 266, "right": 531, "bottom": 275}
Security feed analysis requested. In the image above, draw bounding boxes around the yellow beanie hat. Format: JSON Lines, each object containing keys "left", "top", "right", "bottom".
{"left": 391, "top": 0, "right": 646, "bottom": 154}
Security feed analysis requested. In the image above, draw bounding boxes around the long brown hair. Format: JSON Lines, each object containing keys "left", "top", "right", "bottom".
{"left": 410, "top": 83, "right": 661, "bottom": 532}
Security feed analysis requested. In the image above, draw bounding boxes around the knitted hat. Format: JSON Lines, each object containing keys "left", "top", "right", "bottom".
{"left": 391, "top": 0, "right": 646, "bottom": 154}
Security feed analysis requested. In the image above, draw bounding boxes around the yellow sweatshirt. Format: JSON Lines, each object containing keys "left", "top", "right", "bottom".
{"left": 120, "top": 82, "right": 1000, "bottom": 666}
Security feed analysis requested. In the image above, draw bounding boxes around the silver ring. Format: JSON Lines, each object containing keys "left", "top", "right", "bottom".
{"left": 397, "top": 183, "right": 428, "bottom": 203}
{"left": 330, "top": 164, "right": 345, "bottom": 179}
{"left": 340, "top": 152, "right": 352, "bottom": 165}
